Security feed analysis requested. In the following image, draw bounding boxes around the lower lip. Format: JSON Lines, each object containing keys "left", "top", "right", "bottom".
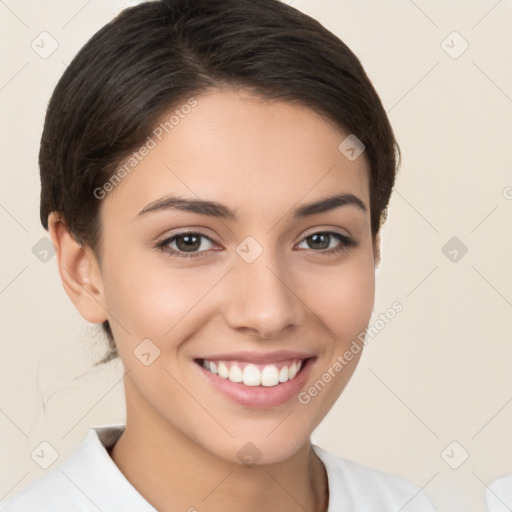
{"left": 195, "top": 358, "right": 316, "bottom": 409}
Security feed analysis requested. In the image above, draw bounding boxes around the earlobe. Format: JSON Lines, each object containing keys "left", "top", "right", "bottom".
{"left": 47, "top": 213, "right": 108, "bottom": 324}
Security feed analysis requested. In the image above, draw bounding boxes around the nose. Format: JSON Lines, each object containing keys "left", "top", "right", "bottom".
{"left": 222, "top": 246, "right": 306, "bottom": 339}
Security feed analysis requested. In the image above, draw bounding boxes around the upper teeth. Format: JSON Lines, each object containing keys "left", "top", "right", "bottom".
{"left": 202, "top": 359, "right": 304, "bottom": 387}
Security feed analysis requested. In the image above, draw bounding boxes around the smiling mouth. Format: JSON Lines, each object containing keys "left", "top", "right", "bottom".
{"left": 194, "top": 358, "right": 313, "bottom": 387}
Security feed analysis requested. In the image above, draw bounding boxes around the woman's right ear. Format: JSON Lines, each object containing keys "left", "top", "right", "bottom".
{"left": 47, "top": 212, "right": 108, "bottom": 325}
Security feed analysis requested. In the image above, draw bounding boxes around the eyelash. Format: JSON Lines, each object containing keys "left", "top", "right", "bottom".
{"left": 156, "top": 230, "right": 357, "bottom": 260}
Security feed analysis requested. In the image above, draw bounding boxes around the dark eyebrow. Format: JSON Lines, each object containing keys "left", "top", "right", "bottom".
{"left": 293, "top": 193, "right": 366, "bottom": 218}
{"left": 135, "top": 192, "right": 366, "bottom": 221}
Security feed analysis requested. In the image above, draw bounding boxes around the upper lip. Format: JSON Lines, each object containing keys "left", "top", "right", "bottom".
{"left": 195, "top": 350, "right": 315, "bottom": 365}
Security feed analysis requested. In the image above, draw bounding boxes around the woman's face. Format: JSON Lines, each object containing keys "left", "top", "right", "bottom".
{"left": 96, "top": 88, "right": 378, "bottom": 464}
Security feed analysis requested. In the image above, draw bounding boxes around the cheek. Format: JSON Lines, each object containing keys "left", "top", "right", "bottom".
{"left": 101, "top": 248, "right": 224, "bottom": 343}
{"left": 332, "top": 268, "right": 375, "bottom": 338}
{"left": 296, "top": 257, "right": 374, "bottom": 423}
{"left": 299, "top": 253, "right": 376, "bottom": 341}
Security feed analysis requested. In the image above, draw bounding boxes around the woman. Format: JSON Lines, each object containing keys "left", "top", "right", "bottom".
{"left": 0, "top": 0, "right": 435, "bottom": 510}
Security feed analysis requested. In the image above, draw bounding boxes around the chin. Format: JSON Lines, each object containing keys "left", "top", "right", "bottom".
{"left": 202, "top": 426, "right": 314, "bottom": 467}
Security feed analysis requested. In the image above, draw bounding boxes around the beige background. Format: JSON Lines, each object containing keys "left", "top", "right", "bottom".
{"left": 1, "top": 1, "right": 511, "bottom": 510}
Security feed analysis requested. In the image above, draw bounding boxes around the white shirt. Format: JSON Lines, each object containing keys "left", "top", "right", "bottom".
{"left": 0, "top": 424, "right": 435, "bottom": 511}
{"left": 486, "top": 475, "right": 512, "bottom": 511}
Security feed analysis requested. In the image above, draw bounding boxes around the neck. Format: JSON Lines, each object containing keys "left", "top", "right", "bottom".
{"left": 109, "top": 397, "right": 328, "bottom": 512}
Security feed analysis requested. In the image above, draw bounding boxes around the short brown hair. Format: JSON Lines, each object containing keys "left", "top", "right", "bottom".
{"left": 39, "top": 0, "right": 401, "bottom": 365}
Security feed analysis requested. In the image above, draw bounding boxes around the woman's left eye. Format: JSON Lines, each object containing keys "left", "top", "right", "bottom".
{"left": 157, "top": 230, "right": 356, "bottom": 259}
{"left": 296, "top": 232, "right": 356, "bottom": 254}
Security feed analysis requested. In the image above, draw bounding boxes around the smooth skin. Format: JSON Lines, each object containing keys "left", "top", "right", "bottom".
{"left": 48, "top": 87, "right": 380, "bottom": 512}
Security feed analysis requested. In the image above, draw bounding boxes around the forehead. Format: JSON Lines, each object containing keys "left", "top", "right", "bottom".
{"left": 101, "top": 88, "right": 370, "bottom": 223}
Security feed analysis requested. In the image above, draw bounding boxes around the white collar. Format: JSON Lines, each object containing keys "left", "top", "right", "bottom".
{"left": 1, "top": 424, "right": 433, "bottom": 511}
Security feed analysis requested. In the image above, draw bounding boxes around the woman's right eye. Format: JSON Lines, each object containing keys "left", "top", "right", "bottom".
{"left": 157, "top": 232, "right": 217, "bottom": 259}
